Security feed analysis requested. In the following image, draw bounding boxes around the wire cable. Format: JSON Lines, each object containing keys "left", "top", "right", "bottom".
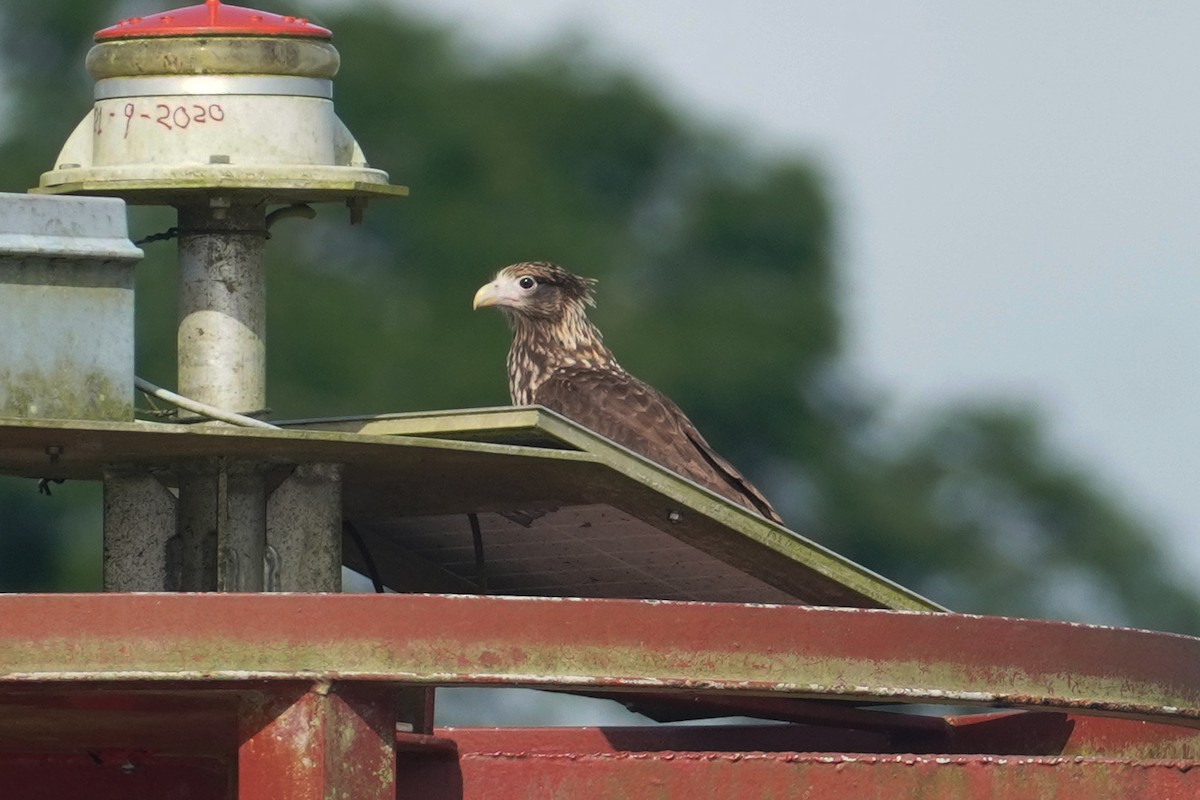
{"left": 469, "top": 512, "right": 489, "bottom": 592}
{"left": 134, "top": 376, "right": 279, "bottom": 429}
{"left": 344, "top": 520, "right": 385, "bottom": 594}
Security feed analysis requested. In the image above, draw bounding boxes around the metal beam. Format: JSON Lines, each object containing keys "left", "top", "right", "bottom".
{"left": 400, "top": 745, "right": 1200, "bottom": 800}
{"left": 0, "top": 594, "right": 1193, "bottom": 725}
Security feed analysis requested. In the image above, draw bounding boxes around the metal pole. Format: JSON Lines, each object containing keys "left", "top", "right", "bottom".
{"left": 177, "top": 200, "right": 267, "bottom": 414}
{"left": 176, "top": 201, "right": 269, "bottom": 591}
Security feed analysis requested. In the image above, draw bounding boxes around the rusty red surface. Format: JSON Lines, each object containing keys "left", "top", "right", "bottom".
{"left": 0, "top": 593, "right": 1192, "bottom": 797}
{"left": 439, "top": 713, "right": 1200, "bottom": 762}
{"left": 944, "top": 711, "right": 1200, "bottom": 761}
{"left": 0, "top": 593, "right": 1195, "bottom": 725}
{"left": 414, "top": 750, "right": 1200, "bottom": 800}
{"left": 579, "top": 694, "right": 1200, "bottom": 760}
{"left": 403, "top": 727, "right": 1200, "bottom": 799}
{"left": 2, "top": 752, "right": 229, "bottom": 800}
{"left": 238, "top": 685, "right": 397, "bottom": 800}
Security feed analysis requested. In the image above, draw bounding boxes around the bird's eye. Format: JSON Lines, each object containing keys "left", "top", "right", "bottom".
{"left": 518, "top": 276, "right": 537, "bottom": 290}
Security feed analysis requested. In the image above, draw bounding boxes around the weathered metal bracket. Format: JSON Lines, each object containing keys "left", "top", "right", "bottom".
{"left": 266, "top": 462, "right": 343, "bottom": 591}
{"left": 103, "top": 466, "right": 178, "bottom": 591}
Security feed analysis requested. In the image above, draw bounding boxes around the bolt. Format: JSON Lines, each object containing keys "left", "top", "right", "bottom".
{"left": 45, "top": 445, "right": 63, "bottom": 464}
{"left": 668, "top": 510, "right": 683, "bottom": 524}
{"left": 208, "top": 199, "right": 231, "bottom": 224}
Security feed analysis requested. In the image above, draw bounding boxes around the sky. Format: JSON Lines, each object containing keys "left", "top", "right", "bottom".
{"left": 330, "top": 0, "right": 1200, "bottom": 576}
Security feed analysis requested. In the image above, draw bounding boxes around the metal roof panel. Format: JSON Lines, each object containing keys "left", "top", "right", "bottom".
{"left": 0, "top": 409, "right": 942, "bottom": 610}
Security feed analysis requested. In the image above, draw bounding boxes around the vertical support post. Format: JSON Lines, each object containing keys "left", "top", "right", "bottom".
{"left": 178, "top": 460, "right": 219, "bottom": 590}
{"left": 238, "top": 683, "right": 398, "bottom": 800}
{"left": 176, "top": 458, "right": 267, "bottom": 591}
{"left": 177, "top": 201, "right": 267, "bottom": 415}
{"left": 267, "top": 463, "right": 344, "bottom": 591}
{"left": 218, "top": 461, "right": 267, "bottom": 592}
{"left": 102, "top": 467, "right": 179, "bottom": 591}
{"left": 176, "top": 201, "right": 269, "bottom": 591}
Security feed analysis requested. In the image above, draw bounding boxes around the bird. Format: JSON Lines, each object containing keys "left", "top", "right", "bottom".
{"left": 472, "top": 261, "right": 783, "bottom": 524}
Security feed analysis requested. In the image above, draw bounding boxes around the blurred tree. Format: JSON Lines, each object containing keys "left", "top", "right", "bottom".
{"left": 0, "top": 0, "right": 1194, "bottom": 635}
{"left": 819, "top": 406, "right": 1200, "bottom": 633}
{"left": 0, "top": 0, "right": 125, "bottom": 591}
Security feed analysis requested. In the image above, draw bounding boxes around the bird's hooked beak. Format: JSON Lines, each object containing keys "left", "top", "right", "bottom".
{"left": 472, "top": 276, "right": 520, "bottom": 310}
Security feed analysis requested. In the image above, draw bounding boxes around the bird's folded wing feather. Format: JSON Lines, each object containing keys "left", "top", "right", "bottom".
{"left": 533, "top": 366, "right": 782, "bottom": 523}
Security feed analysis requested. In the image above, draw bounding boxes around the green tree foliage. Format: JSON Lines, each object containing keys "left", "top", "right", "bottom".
{"left": 0, "top": 0, "right": 1195, "bottom": 633}
{"left": 0, "top": 0, "right": 118, "bottom": 591}
{"left": 820, "top": 406, "right": 1200, "bottom": 633}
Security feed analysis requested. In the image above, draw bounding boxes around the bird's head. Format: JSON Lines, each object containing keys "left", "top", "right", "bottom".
{"left": 472, "top": 261, "right": 596, "bottom": 322}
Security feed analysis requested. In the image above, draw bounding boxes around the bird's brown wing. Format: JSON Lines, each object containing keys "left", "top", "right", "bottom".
{"left": 534, "top": 366, "right": 783, "bottom": 523}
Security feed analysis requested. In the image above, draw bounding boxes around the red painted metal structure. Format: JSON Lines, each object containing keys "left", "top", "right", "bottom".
{"left": 0, "top": 594, "right": 1197, "bottom": 798}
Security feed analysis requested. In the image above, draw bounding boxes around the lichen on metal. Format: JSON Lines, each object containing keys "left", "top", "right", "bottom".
{"left": 0, "top": 363, "right": 132, "bottom": 422}
{"left": 0, "top": 594, "right": 1196, "bottom": 729}
{"left": 0, "top": 194, "right": 140, "bottom": 421}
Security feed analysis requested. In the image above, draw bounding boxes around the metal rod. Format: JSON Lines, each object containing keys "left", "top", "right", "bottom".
{"left": 469, "top": 513, "right": 488, "bottom": 592}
